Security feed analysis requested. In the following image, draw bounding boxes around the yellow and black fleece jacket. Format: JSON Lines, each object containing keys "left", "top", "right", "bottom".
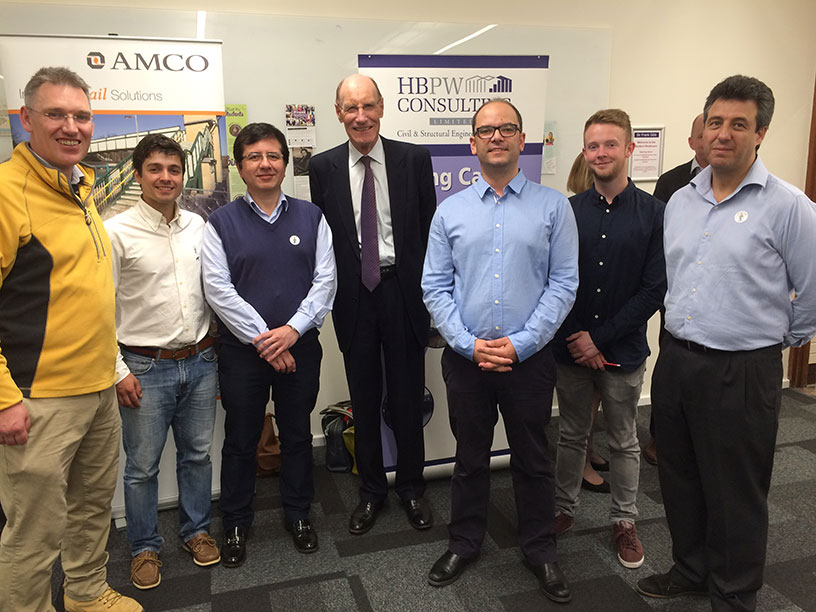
{"left": 0, "top": 143, "right": 117, "bottom": 410}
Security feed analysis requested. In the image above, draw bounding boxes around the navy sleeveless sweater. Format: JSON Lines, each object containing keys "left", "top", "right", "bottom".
{"left": 208, "top": 195, "right": 321, "bottom": 346}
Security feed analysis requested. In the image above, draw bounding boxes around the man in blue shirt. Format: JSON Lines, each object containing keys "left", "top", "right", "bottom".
{"left": 552, "top": 109, "right": 665, "bottom": 570}
{"left": 422, "top": 99, "right": 579, "bottom": 604}
{"left": 637, "top": 76, "right": 816, "bottom": 610}
{"left": 201, "top": 123, "right": 336, "bottom": 565}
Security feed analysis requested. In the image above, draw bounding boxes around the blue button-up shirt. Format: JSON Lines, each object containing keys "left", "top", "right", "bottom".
{"left": 201, "top": 192, "right": 336, "bottom": 345}
{"left": 422, "top": 171, "right": 579, "bottom": 362}
{"left": 664, "top": 156, "right": 816, "bottom": 350}
{"left": 553, "top": 180, "right": 666, "bottom": 370}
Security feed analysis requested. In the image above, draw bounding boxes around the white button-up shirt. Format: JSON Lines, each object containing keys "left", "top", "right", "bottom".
{"left": 105, "top": 198, "right": 211, "bottom": 382}
{"left": 348, "top": 137, "right": 395, "bottom": 265}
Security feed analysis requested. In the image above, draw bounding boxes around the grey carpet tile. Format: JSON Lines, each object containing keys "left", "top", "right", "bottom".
{"left": 794, "top": 437, "right": 816, "bottom": 456}
{"left": 501, "top": 574, "right": 655, "bottom": 611}
{"left": 764, "top": 555, "right": 816, "bottom": 612}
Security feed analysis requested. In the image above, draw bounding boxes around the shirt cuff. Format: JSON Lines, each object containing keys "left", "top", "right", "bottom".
{"left": 287, "top": 313, "right": 312, "bottom": 337}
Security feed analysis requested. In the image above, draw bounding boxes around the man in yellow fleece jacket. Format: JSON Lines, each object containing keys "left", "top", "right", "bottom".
{"left": 0, "top": 67, "right": 142, "bottom": 612}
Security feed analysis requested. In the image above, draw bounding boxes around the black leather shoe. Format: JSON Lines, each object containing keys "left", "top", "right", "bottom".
{"left": 428, "top": 550, "right": 472, "bottom": 587}
{"left": 590, "top": 457, "right": 609, "bottom": 472}
{"left": 221, "top": 526, "right": 246, "bottom": 568}
{"left": 348, "top": 500, "right": 383, "bottom": 535}
{"left": 581, "top": 477, "right": 610, "bottom": 493}
{"left": 403, "top": 497, "right": 433, "bottom": 530}
{"left": 530, "top": 561, "right": 572, "bottom": 603}
{"left": 636, "top": 571, "right": 707, "bottom": 599}
{"left": 285, "top": 519, "right": 319, "bottom": 554}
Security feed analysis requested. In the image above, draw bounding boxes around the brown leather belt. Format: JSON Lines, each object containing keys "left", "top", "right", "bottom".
{"left": 120, "top": 335, "right": 215, "bottom": 360}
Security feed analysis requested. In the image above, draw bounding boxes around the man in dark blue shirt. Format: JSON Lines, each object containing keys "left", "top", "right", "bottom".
{"left": 552, "top": 109, "right": 666, "bottom": 570}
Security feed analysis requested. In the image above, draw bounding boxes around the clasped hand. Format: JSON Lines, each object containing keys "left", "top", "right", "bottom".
{"left": 473, "top": 337, "right": 518, "bottom": 372}
{"left": 254, "top": 325, "right": 299, "bottom": 373}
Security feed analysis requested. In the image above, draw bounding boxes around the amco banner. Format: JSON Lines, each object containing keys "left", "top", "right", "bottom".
{"left": 0, "top": 34, "right": 229, "bottom": 220}
{"left": 359, "top": 55, "right": 549, "bottom": 201}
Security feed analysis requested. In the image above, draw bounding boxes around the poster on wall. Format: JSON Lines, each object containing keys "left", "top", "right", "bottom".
{"left": 225, "top": 103, "right": 248, "bottom": 198}
{"left": 629, "top": 127, "right": 664, "bottom": 181}
{"left": 285, "top": 103, "right": 316, "bottom": 200}
{"left": 0, "top": 34, "right": 229, "bottom": 221}
{"left": 359, "top": 55, "right": 549, "bottom": 203}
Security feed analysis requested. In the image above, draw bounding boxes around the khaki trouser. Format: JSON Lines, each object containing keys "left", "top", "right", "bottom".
{"left": 0, "top": 387, "right": 119, "bottom": 612}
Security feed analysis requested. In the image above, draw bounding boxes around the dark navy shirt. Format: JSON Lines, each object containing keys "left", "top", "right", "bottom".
{"left": 553, "top": 180, "right": 666, "bottom": 371}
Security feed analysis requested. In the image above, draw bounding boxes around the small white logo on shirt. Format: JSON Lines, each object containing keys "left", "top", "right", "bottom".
{"left": 734, "top": 211, "right": 749, "bottom": 223}
{"left": 290, "top": 235, "right": 301, "bottom": 245}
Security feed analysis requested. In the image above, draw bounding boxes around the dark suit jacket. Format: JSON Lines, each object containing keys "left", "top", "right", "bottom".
{"left": 308, "top": 137, "right": 436, "bottom": 353}
{"left": 652, "top": 159, "right": 693, "bottom": 204}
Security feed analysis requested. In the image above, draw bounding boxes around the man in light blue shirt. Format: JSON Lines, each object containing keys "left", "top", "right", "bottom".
{"left": 637, "top": 76, "right": 816, "bottom": 611}
{"left": 422, "top": 99, "right": 578, "bottom": 604}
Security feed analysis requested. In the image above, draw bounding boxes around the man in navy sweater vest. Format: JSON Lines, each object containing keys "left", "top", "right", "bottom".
{"left": 202, "top": 123, "right": 336, "bottom": 565}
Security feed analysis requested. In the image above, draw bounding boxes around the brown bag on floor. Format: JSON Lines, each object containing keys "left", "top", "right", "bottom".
{"left": 257, "top": 412, "right": 281, "bottom": 477}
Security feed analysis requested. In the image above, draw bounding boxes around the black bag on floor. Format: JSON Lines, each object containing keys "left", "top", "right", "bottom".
{"left": 320, "top": 401, "right": 354, "bottom": 473}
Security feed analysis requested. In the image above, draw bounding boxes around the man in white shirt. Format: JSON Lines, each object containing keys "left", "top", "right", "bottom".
{"left": 105, "top": 134, "right": 220, "bottom": 591}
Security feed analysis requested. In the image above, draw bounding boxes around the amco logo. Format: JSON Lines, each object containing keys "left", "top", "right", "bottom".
{"left": 84, "top": 51, "right": 210, "bottom": 72}
{"left": 87, "top": 52, "right": 105, "bottom": 69}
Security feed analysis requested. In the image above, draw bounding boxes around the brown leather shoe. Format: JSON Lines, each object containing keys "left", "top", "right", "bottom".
{"left": 130, "top": 551, "right": 161, "bottom": 590}
{"left": 554, "top": 511, "right": 574, "bottom": 536}
{"left": 183, "top": 533, "right": 221, "bottom": 566}
{"left": 643, "top": 438, "right": 658, "bottom": 465}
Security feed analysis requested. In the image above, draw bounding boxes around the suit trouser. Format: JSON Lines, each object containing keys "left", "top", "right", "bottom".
{"left": 442, "top": 346, "right": 557, "bottom": 566}
{"left": 218, "top": 331, "right": 322, "bottom": 529}
{"left": 652, "top": 337, "right": 782, "bottom": 612}
{"left": 343, "top": 275, "right": 426, "bottom": 502}
{"left": 0, "top": 387, "right": 119, "bottom": 612}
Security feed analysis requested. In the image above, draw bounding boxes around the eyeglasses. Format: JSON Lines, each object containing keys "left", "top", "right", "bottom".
{"left": 474, "top": 123, "right": 521, "bottom": 140}
{"left": 28, "top": 108, "right": 93, "bottom": 124}
{"left": 338, "top": 101, "right": 381, "bottom": 115}
{"left": 241, "top": 152, "right": 284, "bottom": 163}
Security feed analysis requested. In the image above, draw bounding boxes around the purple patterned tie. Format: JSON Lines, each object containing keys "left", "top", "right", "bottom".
{"left": 360, "top": 156, "right": 381, "bottom": 292}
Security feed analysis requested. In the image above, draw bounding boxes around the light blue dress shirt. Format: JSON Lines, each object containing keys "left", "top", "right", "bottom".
{"left": 201, "top": 192, "right": 336, "bottom": 345}
{"left": 664, "top": 156, "right": 816, "bottom": 350}
{"left": 422, "top": 171, "right": 579, "bottom": 362}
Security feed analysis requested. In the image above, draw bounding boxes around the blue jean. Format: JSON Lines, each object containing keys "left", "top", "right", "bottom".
{"left": 120, "top": 346, "right": 217, "bottom": 556}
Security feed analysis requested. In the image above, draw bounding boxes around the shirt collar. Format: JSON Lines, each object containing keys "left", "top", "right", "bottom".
{"left": 691, "top": 157, "right": 703, "bottom": 174}
{"left": 586, "top": 177, "right": 635, "bottom": 206}
{"left": 243, "top": 190, "right": 288, "bottom": 219}
{"left": 349, "top": 137, "right": 385, "bottom": 167}
{"left": 691, "top": 156, "right": 768, "bottom": 203}
{"left": 26, "top": 143, "right": 84, "bottom": 185}
{"left": 135, "top": 196, "right": 184, "bottom": 231}
{"left": 473, "top": 168, "right": 527, "bottom": 199}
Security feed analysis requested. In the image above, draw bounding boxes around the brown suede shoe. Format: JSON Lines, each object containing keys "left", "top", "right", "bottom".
{"left": 130, "top": 551, "right": 161, "bottom": 590}
{"left": 183, "top": 533, "right": 221, "bottom": 566}
{"left": 554, "top": 510, "right": 574, "bottom": 536}
{"left": 643, "top": 438, "right": 658, "bottom": 465}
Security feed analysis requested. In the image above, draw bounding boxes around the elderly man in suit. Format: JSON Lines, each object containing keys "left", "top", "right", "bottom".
{"left": 308, "top": 74, "right": 437, "bottom": 535}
